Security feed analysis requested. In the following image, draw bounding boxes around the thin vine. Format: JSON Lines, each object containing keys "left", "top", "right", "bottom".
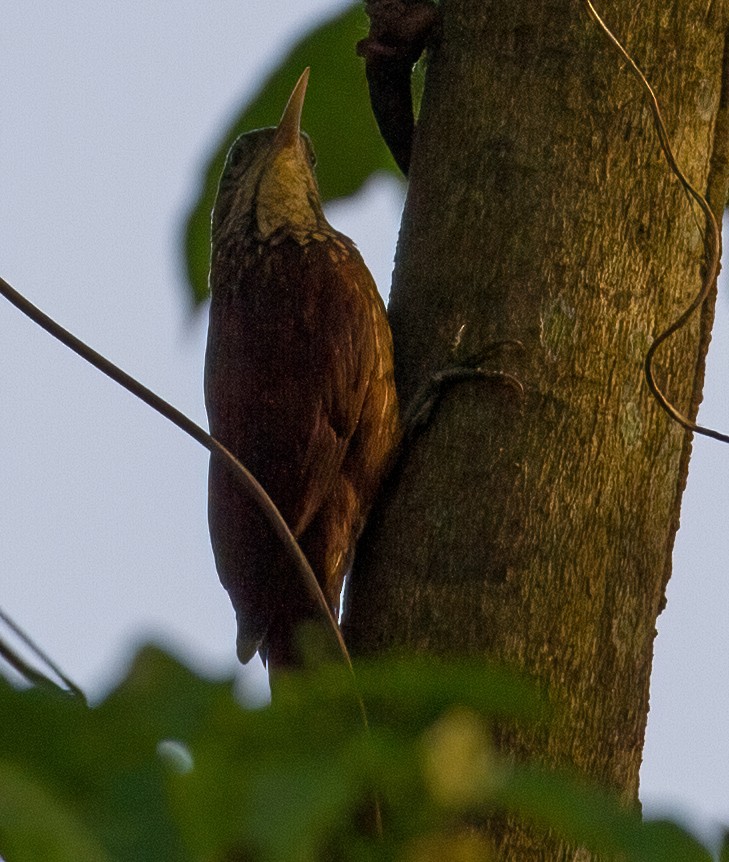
{"left": 583, "top": 0, "right": 728, "bottom": 443}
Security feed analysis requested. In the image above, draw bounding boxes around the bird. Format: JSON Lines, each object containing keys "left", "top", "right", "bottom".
{"left": 204, "top": 68, "right": 399, "bottom": 670}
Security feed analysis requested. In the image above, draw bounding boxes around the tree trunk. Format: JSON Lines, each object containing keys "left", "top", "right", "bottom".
{"left": 343, "top": 0, "right": 729, "bottom": 857}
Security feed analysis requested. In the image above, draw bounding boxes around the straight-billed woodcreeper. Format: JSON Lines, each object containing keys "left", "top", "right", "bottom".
{"left": 205, "top": 70, "right": 399, "bottom": 669}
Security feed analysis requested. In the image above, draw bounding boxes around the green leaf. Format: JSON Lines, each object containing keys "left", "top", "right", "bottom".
{"left": 0, "top": 644, "right": 234, "bottom": 862}
{"left": 494, "top": 764, "right": 712, "bottom": 862}
{"left": 638, "top": 820, "right": 713, "bottom": 862}
{"left": 0, "top": 760, "right": 112, "bottom": 862}
{"left": 720, "top": 829, "right": 729, "bottom": 862}
{"left": 182, "top": 1, "right": 400, "bottom": 306}
{"left": 0, "top": 645, "right": 715, "bottom": 862}
{"left": 166, "top": 655, "right": 545, "bottom": 860}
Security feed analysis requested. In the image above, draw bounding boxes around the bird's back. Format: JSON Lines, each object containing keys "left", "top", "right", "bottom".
{"left": 205, "top": 233, "right": 398, "bottom": 664}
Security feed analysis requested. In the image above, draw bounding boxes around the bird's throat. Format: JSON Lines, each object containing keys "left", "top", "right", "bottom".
{"left": 255, "top": 151, "right": 323, "bottom": 242}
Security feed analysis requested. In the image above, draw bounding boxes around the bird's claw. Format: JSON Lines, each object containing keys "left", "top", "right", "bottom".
{"left": 403, "top": 360, "right": 524, "bottom": 443}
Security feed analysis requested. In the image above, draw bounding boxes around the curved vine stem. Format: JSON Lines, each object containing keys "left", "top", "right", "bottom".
{"left": 583, "top": 0, "right": 728, "bottom": 443}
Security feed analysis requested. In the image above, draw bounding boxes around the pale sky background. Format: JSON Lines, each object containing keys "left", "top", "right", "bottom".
{"left": 1, "top": 0, "right": 728, "bottom": 847}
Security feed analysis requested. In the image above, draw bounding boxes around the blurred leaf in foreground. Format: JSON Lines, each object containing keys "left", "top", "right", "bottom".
{"left": 0, "top": 645, "right": 716, "bottom": 862}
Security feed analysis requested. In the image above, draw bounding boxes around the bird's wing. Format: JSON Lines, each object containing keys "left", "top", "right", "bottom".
{"left": 205, "top": 238, "right": 378, "bottom": 540}
{"left": 293, "top": 244, "right": 383, "bottom": 532}
{"left": 205, "top": 238, "right": 388, "bottom": 661}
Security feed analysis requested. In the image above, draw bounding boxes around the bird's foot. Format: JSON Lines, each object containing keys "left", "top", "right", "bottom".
{"left": 403, "top": 341, "right": 525, "bottom": 442}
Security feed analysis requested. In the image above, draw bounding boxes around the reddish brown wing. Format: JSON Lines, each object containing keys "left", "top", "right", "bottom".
{"left": 205, "top": 236, "right": 385, "bottom": 661}
{"left": 297, "top": 258, "right": 399, "bottom": 609}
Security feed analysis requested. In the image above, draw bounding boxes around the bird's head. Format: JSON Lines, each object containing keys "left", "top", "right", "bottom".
{"left": 212, "top": 68, "right": 326, "bottom": 245}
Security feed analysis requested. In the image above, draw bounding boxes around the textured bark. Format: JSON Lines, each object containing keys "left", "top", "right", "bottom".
{"left": 343, "top": 0, "right": 729, "bottom": 858}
